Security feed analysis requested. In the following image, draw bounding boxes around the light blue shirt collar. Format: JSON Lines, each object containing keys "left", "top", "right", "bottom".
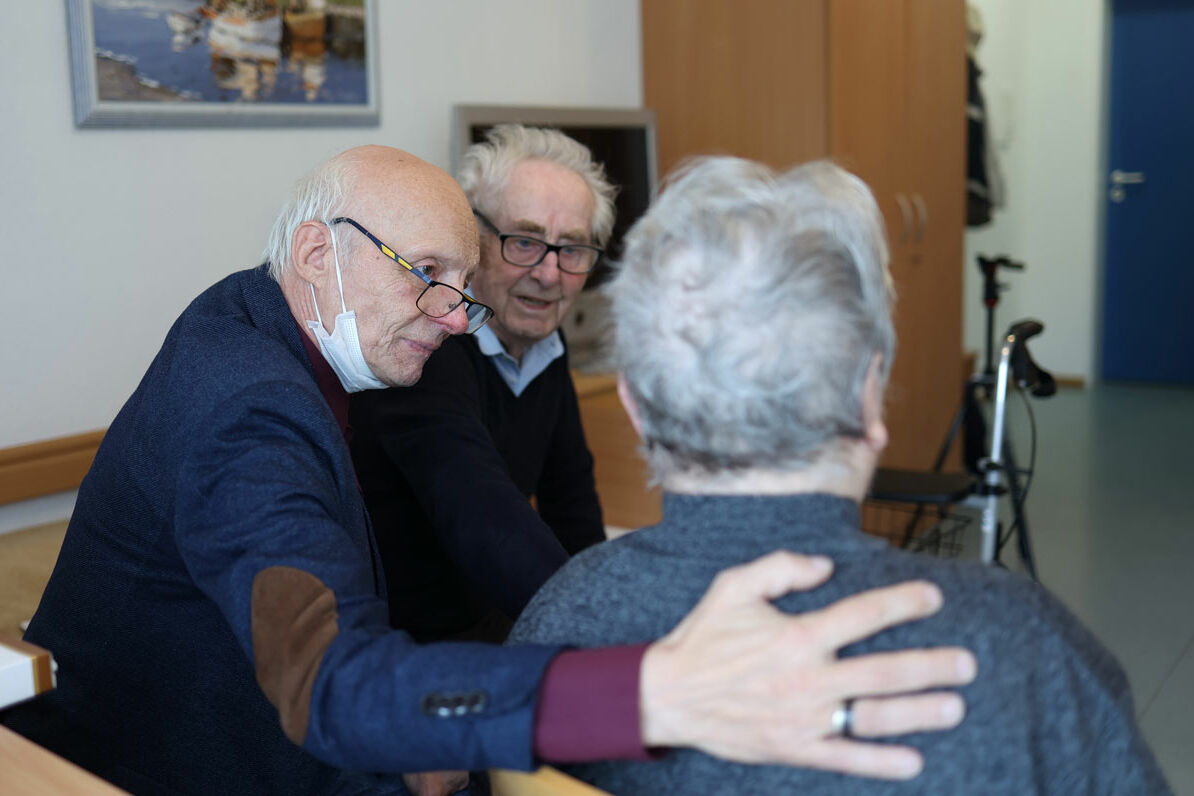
{"left": 473, "top": 325, "right": 565, "bottom": 397}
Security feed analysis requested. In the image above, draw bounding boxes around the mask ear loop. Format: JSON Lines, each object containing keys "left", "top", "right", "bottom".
{"left": 328, "top": 224, "right": 348, "bottom": 314}
{"left": 308, "top": 282, "right": 325, "bottom": 328}
{"left": 307, "top": 223, "right": 348, "bottom": 329}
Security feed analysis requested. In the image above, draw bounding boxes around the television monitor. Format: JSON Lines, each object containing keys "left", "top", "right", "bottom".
{"left": 450, "top": 104, "right": 659, "bottom": 290}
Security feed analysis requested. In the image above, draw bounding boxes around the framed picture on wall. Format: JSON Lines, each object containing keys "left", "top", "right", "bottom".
{"left": 66, "top": 0, "right": 379, "bottom": 128}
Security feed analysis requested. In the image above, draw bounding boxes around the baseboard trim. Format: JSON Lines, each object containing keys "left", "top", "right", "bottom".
{"left": 0, "top": 371, "right": 1084, "bottom": 508}
{"left": 0, "top": 431, "right": 105, "bottom": 506}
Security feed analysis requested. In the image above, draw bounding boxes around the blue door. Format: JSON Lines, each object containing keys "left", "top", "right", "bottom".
{"left": 1101, "top": 0, "right": 1194, "bottom": 384}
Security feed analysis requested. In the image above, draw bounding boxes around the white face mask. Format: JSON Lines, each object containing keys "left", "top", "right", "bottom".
{"left": 306, "top": 226, "right": 387, "bottom": 393}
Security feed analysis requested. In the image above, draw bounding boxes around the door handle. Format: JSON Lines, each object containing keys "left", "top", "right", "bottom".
{"left": 1110, "top": 169, "right": 1145, "bottom": 185}
{"left": 895, "top": 193, "right": 912, "bottom": 245}
{"left": 911, "top": 193, "right": 928, "bottom": 243}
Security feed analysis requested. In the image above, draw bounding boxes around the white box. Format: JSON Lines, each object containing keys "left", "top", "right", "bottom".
{"left": 0, "top": 634, "right": 56, "bottom": 710}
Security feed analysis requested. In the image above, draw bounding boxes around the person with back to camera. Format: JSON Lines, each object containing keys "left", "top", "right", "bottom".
{"left": 509, "top": 155, "right": 1171, "bottom": 795}
{"left": 2, "top": 145, "right": 981, "bottom": 795}
{"left": 350, "top": 125, "right": 613, "bottom": 643}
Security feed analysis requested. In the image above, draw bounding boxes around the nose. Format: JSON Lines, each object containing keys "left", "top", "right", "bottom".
{"left": 437, "top": 303, "right": 471, "bottom": 335}
{"left": 531, "top": 250, "right": 562, "bottom": 286}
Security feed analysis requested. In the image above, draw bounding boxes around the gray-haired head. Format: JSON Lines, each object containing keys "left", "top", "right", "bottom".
{"left": 263, "top": 150, "right": 361, "bottom": 282}
{"left": 607, "top": 156, "right": 895, "bottom": 482}
{"left": 456, "top": 123, "right": 618, "bottom": 246}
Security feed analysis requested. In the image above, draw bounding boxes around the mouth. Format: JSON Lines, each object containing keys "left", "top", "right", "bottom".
{"left": 515, "top": 295, "right": 558, "bottom": 311}
{"left": 403, "top": 338, "right": 441, "bottom": 357}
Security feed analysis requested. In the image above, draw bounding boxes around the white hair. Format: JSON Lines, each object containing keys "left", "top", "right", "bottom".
{"left": 456, "top": 124, "right": 618, "bottom": 246}
{"left": 263, "top": 151, "right": 361, "bottom": 282}
{"left": 607, "top": 156, "right": 895, "bottom": 481}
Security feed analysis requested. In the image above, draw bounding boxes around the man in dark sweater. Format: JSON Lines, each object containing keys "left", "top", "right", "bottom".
{"left": 351, "top": 125, "right": 613, "bottom": 641}
{"left": 510, "top": 157, "right": 1170, "bottom": 794}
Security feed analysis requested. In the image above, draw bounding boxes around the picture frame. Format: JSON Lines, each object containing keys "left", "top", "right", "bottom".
{"left": 66, "top": 0, "right": 379, "bottom": 128}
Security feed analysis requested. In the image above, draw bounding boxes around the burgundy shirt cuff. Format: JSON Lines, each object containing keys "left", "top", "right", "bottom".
{"left": 533, "top": 644, "right": 656, "bottom": 763}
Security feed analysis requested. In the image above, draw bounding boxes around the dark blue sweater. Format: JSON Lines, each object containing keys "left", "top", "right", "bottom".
{"left": 350, "top": 333, "right": 604, "bottom": 642}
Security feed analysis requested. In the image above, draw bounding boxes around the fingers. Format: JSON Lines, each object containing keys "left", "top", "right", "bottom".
{"left": 641, "top": 562, "right": 978, "bottom": 774}
{"left": 848, "top": 692, "right": 966, "bottom": 737}
{"left": 400, "top": 771, "right": 470, "bottom": 796}
{"left": 799, "top": 738, "right": 925, "bottom": 781}
{"left": 707, "top": 550, "right": 834, "bottom": 606}
{"left": 801, "top": 580, "right": 944, "bottom": 650}
{"left": 825, "top": 647, "right": 978, "bottom": 699}
{"left": 796, "top": 695, "right": 965, "bottom": 780}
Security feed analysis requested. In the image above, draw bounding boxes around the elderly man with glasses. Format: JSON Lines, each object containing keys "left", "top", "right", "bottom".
{"left": 5, "top": 144, "right": 979, "bottom": 795}
{"left": 350, "top": 125, "right": 614, "bottom": 644}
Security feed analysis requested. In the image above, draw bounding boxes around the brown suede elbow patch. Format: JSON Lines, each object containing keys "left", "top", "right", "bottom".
{"left": 251, "top": 566, "right": 341, "bottom": 746}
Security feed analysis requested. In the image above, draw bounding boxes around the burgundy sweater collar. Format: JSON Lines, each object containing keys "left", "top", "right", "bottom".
{"left": 296, "top": 321, "right": 351, "bottom": 442}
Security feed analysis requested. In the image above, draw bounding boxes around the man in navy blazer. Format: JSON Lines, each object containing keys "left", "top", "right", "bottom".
{"left": 3, "top": 146, "right": 977, "bottom": 794}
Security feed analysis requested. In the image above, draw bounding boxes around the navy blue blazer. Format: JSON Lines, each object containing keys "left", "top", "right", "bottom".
{"left": 4, "top": 267, "right": 560, "bottom": 794}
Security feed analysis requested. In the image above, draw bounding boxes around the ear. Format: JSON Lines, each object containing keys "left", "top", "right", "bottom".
{"left": 290, "top": 221, "right": 334, "bottom": 285}
{"left": 862, "top": 353, "right": 889, "bottom": 454}
{"left": 616, "top": 373, "right": 645, "bottom": 439}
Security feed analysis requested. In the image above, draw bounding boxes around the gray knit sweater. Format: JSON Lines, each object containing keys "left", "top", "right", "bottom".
{"left": 510, "top": 493, "right": 1170, "bottom": 795}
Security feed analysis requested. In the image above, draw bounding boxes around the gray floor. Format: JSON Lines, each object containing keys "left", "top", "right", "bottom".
{"left": 944, "top": 382, "right": 1194, "bottom": 794}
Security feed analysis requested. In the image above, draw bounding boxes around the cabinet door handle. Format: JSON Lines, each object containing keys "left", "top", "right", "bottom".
{"left": 895, "top": 193, "right": 913, "bottom": 245}
{"left": 911, "top": 193, "right": 928, "bottom": 243}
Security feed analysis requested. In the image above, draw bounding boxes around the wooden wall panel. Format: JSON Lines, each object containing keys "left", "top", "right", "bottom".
{"left": 573, "top": 375, "right": 662, "bottom": 531}
{"left": 642, "top": 0, "right": 829, "bottom": 175}
{"left": 0, "top": 431, "right": 104, "bottom": 506}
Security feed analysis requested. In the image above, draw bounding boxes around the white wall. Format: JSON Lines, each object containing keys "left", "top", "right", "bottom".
{"left": 962, "top": 0, "right": 1107, "bottom": 381}
{"left": 0, "top": 0, "right": 642, "bottom": 452}
{"left": 2, "top": 1, "right": 1109, "bottom": 529}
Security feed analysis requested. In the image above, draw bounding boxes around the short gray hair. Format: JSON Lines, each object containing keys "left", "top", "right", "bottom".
{"left": 607, "top": 156, "right": 895, "bottom": 481}
{"left": 263, "top": 150, "right": 360, "bottom": 282}
{"left": 456, "top": 124, "right": 618, "bottom": 246}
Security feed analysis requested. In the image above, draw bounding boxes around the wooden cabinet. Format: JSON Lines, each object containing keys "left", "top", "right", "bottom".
{"left": 642, "top": 0, "right": 829, "bottom": 175}
{"left": 643, "top": 0, "right": 966, "bottom": 469}
{"left": 828, "top": 0, "right": 966, "bottom": 468}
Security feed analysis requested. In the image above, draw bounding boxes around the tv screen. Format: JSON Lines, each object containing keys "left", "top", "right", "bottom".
{"left": 450, "top": 104, "right": 658, "bottom": 290}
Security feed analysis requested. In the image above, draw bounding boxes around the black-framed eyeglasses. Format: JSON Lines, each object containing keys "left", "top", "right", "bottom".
{"left": 331, "top": 217, "right": 493, "bottom": 334}
{"left": 473, "top": 210, "right": 604, "bottom": 274}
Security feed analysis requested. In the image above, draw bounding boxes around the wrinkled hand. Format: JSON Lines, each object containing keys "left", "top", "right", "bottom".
{"left": 640, "top": 551, "right": 977, "bottom": 780}
{"left": 401, "top": 770, "right": 469, "bottom": 796}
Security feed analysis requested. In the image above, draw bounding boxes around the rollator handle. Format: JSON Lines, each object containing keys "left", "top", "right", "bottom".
{"left": 1006, "top": 319, "right": 1056, "bottom": 398}
{"left": 1007, "top": 319, "right": 1043, "bottom": 341}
